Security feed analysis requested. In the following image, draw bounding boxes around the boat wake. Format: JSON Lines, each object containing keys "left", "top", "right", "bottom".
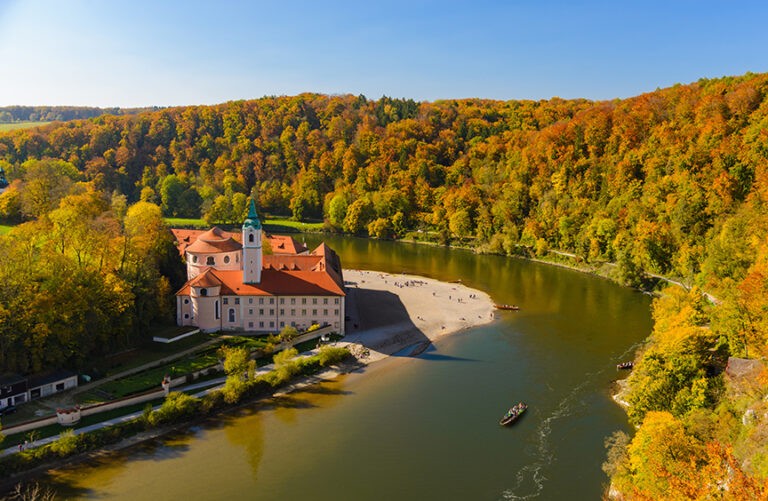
{"left": 500, "top": 342, "right": 643, "bottom": 500}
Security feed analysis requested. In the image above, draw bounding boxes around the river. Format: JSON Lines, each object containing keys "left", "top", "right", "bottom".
{"left": 43, "top": 235, "right": 652, "bottom": 500}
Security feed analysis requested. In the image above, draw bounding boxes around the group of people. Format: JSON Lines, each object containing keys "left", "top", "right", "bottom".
{"left": 503, "top": 403, "right": 527, "bottom": 419}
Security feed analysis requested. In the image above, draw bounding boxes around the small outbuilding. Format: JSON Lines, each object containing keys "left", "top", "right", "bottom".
{"left": 28, "top": 370, "right": 78, "bottom": 400}
{"left": 0, "top": 374, "right": 28, "bottom": 408}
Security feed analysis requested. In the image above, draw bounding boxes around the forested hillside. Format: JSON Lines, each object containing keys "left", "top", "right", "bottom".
{"left": 2, "top": 72, "right": 768, "bottom": 497}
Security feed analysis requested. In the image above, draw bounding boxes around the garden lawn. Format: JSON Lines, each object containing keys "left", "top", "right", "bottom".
{"left": 0, "top": 224, "right": 13, "bottom": 235}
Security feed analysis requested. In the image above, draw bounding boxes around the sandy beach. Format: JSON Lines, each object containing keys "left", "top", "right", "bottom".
{"left": 338, "top": 269, "right": 496, "bottom": 364}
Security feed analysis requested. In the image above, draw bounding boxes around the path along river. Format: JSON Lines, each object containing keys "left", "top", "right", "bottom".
{"left": 42, "top": 235, "right": 652, "bottom": 500}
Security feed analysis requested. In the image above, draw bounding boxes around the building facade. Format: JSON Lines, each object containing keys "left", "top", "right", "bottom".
{"left": 174, "top": 200, "right": 345, "bottom": 334}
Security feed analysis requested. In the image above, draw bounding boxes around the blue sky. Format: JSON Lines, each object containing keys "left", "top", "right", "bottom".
{"left": 0, "top": 0, "right": 766, "bottom": 106}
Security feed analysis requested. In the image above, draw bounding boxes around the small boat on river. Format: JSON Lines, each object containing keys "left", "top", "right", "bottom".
{"left": 448, "top": 279, "right": 462, "bottom": 284}
{"left": 499, "top": 402, "right": 527, "bottom": 426}
{"left": 617, "top": 362, "right": 634, "bottom": 370}
{"left": 494, "top": 304, "right": 520, "bottom": 311}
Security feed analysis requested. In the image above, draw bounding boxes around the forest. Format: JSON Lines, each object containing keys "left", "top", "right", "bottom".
{"left": 1, "top": 72, "right": 768, "bottom": 497}
{"left": 0, "top": 105, "right": 159, "bottom": 124}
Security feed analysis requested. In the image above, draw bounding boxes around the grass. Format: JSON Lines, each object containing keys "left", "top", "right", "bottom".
{"left": 164, "top": 217, "right": 207, "bottom": 228}
{"left": 0, "top": 121, "right": 52, "bottom": 132}
{"left": 89, "top": 330, "right": 216, "bottom": 379}
{"left": 94, "top": 335, "right": 272, "bottom": 398}
{"left": 164, "top": 216, "right": 324, "bottom": 233}
{"left": 0, "top": 224, "right": 13, "bottom": 235}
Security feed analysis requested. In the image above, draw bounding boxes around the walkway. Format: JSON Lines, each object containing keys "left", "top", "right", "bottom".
{"left": 0, "top": 347, "right": 341, "bottom": 458}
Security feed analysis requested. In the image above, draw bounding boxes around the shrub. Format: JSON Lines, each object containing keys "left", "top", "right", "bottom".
{"left": 149, "top": 392, "right": 200, "bottom": 426}
{"left": 317, "top": 346, "right": 350, "bottom": 366}
{"left": 50, "top": 429, "right": 83, "bottom": 457}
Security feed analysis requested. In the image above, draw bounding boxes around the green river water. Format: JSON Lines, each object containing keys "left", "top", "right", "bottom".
{"left": 44, "top": 236, "right": 652, "bottom": 500}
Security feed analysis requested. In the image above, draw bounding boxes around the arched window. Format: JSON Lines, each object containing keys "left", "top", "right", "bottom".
{"left": 192, "top": 255, "right": 198, "bottom": 263}
{"left": 249, "top": 233, "right": 254, "bottom": 243}
{"left": 228, "top": 308, "right": 236, "bottom": 322}
{"left": 206, "top": 256, "right": 215, "bottom": 265}
{"left": 224, "top": 256, "right": 230, "bottom": 264}
{"left": 200, "top": 288, "right": 207, "bottom": 297}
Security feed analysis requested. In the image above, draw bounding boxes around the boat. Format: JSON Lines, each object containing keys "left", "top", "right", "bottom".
{"left": 448, "top": 279, "right": 462, "bottom": 284}
{"left": 494, "top": 304, "right": 520, "bottom": 311}
{"left": 499, "top": 402, "right": 527, "bottom": 426}
{"left": 617, "top": 362, "right": 634, "bottom": 370}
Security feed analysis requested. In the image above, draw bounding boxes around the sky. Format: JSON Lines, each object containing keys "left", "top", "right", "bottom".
{"left": 0, "top": 0, "right": 766, "bottom": 107}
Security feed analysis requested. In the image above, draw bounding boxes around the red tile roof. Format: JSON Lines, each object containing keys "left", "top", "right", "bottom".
{"left": 185, "top": 226, "right": 243, "bottom": 254}
{"left": 170, "top": 228, "right": 307, "bottom": 256}
{"left": 176, "top": 267, "right": 345, "bottom": 297}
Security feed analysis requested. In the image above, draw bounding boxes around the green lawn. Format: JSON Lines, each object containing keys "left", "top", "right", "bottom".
{"left": 0, "top": 224, "right": 13, "bottom": 235}
{"left": 0, "top": 121, "right": 52, "bottom": 132}
{"left": 164, "top": 217, "right": 207, "bottom": 228}
{"left": 164, "top": 216, "right": 324, "bottom": 233}
{"left": 95, "top": 335, "right": 272, "bottom": 398}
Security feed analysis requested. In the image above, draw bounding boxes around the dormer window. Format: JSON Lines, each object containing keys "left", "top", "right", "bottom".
{"left": 206, "top": 256, "right": 215, "bottom": 265}
{"left": 200, "top": 288, "right": 208, "bottom": 297}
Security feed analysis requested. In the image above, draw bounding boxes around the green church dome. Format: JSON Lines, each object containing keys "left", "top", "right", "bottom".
{"left": 243, "top": 198, "right": 261, "bottom": 229}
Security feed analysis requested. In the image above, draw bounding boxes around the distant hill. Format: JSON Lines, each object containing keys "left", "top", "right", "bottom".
{"left": 0, "top": 105, "right": 162, "bottom": 123}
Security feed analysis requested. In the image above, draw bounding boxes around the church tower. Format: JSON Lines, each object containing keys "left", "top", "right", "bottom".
{"left": 242, "top": 198, "right": 262, "bottom": 284}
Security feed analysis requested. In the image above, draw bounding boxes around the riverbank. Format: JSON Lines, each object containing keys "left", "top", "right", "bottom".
{"left": 341, "top": 269, "right": 496, "bottom": 362}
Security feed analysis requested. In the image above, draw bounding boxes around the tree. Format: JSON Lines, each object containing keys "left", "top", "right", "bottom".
{"left": 160, "top": 174, "right": 186, "bottom": 217}
{"left": 343, "top": 198, "right": 374, "bottom": 234}
{"left": 367, "top": 217, "right": 393, "bottom": 239}
{"left": 449, "top": 209, "right": 471, "bottom": 241}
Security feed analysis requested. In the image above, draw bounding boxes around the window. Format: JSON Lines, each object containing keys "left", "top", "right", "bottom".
{"left": 312, "top": 298, "right": 318, "bottom": 305}
{"left": 184, "top": 298, "right": 189, "bottom": 304}
{"left": 312, "top": 309, "right": 317, "bottom": 315}
{"left": 228, "top": 309, "right": 235, "bottom": 322}
{"left": 200, "top": 288, "right": 207, "bottom": 297}
{"left": 302, "top": 309, "right": 307, "bottom": 315}
{"left": 291, "top": 309, "right": 295, "bottom": 316}
{"left": 184, "top": 313, "right": 189, "bottom": 319}
{"left": 224, "top": 255, "right": 230, "bottom": 264}
{"left": 249, "top": 298, "right": 253, "bottom": 304}
{"left": 223, "top": 298, "right": 229, "bottom": 305}
{"left": 302, "top": 298, "right": 307, "bottom": 305}
{"left": 259, "top": 298, "right": 264, "bottom": 305}
{"left": 323, "top": 298, "right": 328, "bottom": 305}
{"left": 280, "top": 309, "right": 284, "bottom": 315}
{"left": 334, "top": 309, "right": 339, "bottom": 315}
{"left": 323, "top": 309, "right": 328, "bottom": 316}
{"left": 215, "top": 300, "right": 220, "bottom": 319}
{"left": 269, "top": 321, "right": 274, "bottom": 328}
{"left": 291, "top": 298, "right": 296, "bottom": 305}
{"left": 335, "top": 298, "right": 340, "bottom": 304}
{"left": 235, "top": 298, "right": 240, "bottom": 305}
{"left": 259, "top": 321, "right": 264, "bottom": 327}
{"left": 192, "top": 255, "right": 198, "bottom": 263}
{"left": 248, "top": 322, "right": 253, "bottom": 328}
{"left": 249, "top": 233, "right": 254, "bottom": 243}
{"left": 249, "top": 309, "right": 253, "bottom": 315}
{"left": 269, "top": 298, "right": 274, "bottom": 305}
{"left": 206, "top": 256, "right": 215, "bottom": 265}
{"left": 280, "top": 321, "right": 285, "bottom": 327}
{"left": 334, "top": 322, "right": 339, "bottom": 329}
{"left": 291, "top": 321, "right": 296, "bottom": 327}
{"left": 259, "top": 309, "right": 264, "bottom": 315}
{"left": 280, "top": 298, "right": 285, "bottom": 304}
{"left": 236, "top": 254, "right": 239, "bottom": 263}
{"left": 269, "top": 309, "right": 274, "bottom": 315}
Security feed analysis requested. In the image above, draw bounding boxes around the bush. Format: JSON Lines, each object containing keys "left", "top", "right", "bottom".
{"left": 50, "top": 429, "right": 83, "bottom": 457}
{"left": 317, "top": 346, "right": 350, "bottom": 366}
{"left": 148, "top": 392, "right": 200, "bottom": 426}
